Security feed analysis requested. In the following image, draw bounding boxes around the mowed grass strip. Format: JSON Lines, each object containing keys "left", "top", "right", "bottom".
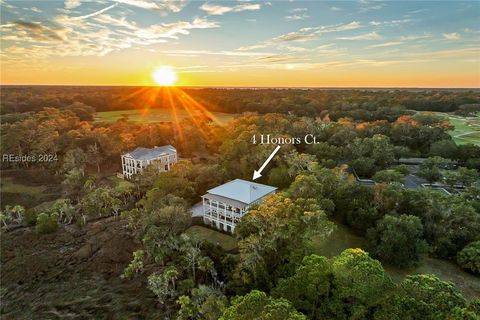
{"left": 454, "top": 131, "right": 480, "bottom": 145}
{"left": 426, "top": 112, "right": 480, "bottom": 145}
{"left": 95, "top": 109, "right": 236, "bottom": 124}
{"left": 185, "top": 225, "right": 238, "bottom": 251}
{"left": 312, "top": 223, "right": 366, "bottom": 258}
{"left": 446, "top": 115, "right": 480, "bottom": 145}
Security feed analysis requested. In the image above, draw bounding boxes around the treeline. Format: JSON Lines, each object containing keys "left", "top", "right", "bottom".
{"left": 1, "top": 86, "right": 478, "bottom": 115}
{"left": 2, "top": 109, "right": 479, "bottom": 176}
{"left": 0, "top": 106, "right": 222, "bottom": 171}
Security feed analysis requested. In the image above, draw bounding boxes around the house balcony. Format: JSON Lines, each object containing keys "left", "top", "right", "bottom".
{"left": 203, "top": 208, "right": 242, "bottom": 223}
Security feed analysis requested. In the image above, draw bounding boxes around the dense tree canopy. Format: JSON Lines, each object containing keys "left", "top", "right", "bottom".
{"left": 457, "top": 241, "right": 480, "bottom": 275}
{"left": 2, "top": 87, "right": 477, "bottom": 115}
{"left": 233, "top": 194, "right": 333, "bottom": 292}
{"left": 376, "top": 275, "right": 471, "bottom": 320}
{"left": 273, "top": 249, "right": 394, "bottom": 320}
{"left": 366, "top": 215, "right": 428, "bottom": 268}
{"left": 220, "top": 290, "right": 306, "bottom": 320}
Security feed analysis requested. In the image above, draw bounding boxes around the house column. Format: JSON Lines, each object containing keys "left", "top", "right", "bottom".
{"left": 216, "top": 201, "right": 220, "bottom": 230}
{"left": 202, "top": 197, "right": 206, "bottom": 224}
{"left": 224, "top": 203, "right": 227, "bottom": 229}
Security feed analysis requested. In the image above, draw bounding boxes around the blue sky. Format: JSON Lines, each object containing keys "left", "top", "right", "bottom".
{"left": 1, "top": 0, "right": 479, "bottom": 87}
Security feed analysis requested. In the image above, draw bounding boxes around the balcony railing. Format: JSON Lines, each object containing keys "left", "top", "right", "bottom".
{"left": 204, "top": 208, "right": 241, "bottom": 223}
{"left": 205, "top": 208, "right": 242, "bottom": 217}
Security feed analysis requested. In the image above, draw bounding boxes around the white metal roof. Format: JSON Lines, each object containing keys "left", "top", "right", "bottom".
{"left": 206, "top": 179, "right": 277, "bottom": 205}
{"left": 124, "top": 145, "right": 176, "bottom": 161}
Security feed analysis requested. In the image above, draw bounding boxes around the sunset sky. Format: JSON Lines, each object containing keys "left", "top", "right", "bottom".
{"left": 1, "top": 0, "right": 479, "bottom": 87}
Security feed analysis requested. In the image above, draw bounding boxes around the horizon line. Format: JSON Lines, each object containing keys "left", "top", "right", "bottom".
{"left": 1, "top": 84, "right": 479, "bottom": 90}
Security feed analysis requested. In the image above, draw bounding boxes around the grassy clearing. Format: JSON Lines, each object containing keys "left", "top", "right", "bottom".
{"left": 95, "top": 109, "right": 236, "bottom": 125}
{"left": 0, "top": 171, "right": 62, "bottom": 208}
{"left": 1, "top": 177, "right": 47, "bottom": 195}
{"left": 445, "top": 114, "right": 480, "bottom": 145}
{"left": 185, "top": 225, "right": 238, "bottom": 251}
{"left": 426, "top": 112, "right": 480, "bottom": 145}
{"left": 384, "top": 256, "right": 480, "bottom": 299}
{"left": 107, "top": 176, "right": 134, "bottom": 189}
{"left": 312, "top": 223, "right": 366, "bottom": 258}
{"left": 312, "top": 221, "right": 480, "bottom": 299}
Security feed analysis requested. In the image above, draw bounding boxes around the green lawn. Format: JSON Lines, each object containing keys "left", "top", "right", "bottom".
{"left": 313, "top": 221, "right": 480, "bottom": 299}
{"left": 185, "top": 225, "right": 238, "bottom": 251}
{"left": 312, "top": 223, "right": 366, "bottom": 258}
{"left": 384, "top": 256, "right": 480, "bottom": 300}
{"left": 95, "top": 109, "right": 236, "bottom": 124}
{"left": 429, "top": 112, "right": 480, "bottom": 145}
{"left": 446, "top": 115, "right": 480, "bottom": 145}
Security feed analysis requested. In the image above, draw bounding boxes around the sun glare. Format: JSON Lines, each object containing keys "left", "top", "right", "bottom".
{"left": 152, "top": 66, "right": 177, "bottom": 86}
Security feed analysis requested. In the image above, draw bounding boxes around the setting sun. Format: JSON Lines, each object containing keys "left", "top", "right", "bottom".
{"left": 152, "top": 66, "right": 178, "bottom": 86}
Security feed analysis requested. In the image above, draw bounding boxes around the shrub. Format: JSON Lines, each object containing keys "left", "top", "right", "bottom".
{"left": 372, "top": 169, "right": 404, "bottom": 184}
{"left": 367, "top": 214, "right": 428, "bottom": 268}
{"left": 457, "top": 241, "right": 480, "bottom": 275}
{"left": 122, "top": 250, "right": 145, "bottom": 279}
{"left": 24, "top": 209, "right": 38, "bottom": 226}
{"left": 394, "top": 164, "right": 410, "bottom": 175}
{"left": 36, "top": 212, "right": 59, "bottom": 234}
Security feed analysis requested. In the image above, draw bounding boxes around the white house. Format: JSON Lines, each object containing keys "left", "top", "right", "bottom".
{"left": 202, "top": 179, "right": 277, "bottom": 233}
{"left": 121, "top": 145, "right": 177, "bottom": 179}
